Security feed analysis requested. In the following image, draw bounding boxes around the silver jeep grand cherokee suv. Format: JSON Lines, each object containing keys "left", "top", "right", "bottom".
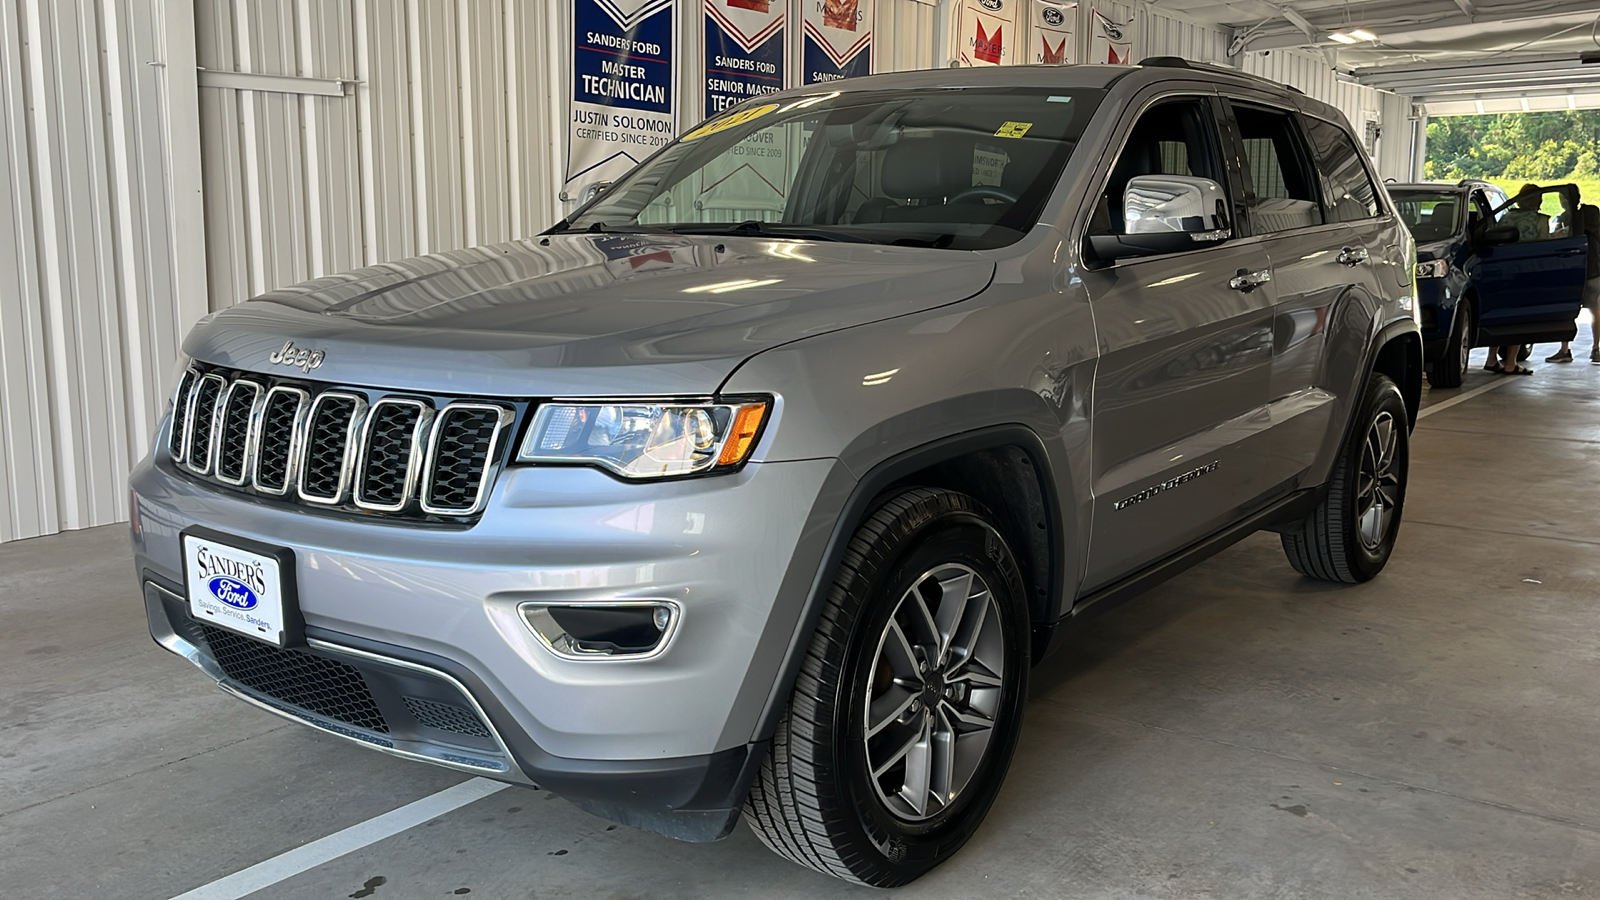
{"left": 132, "top": 59, "right": 1420, "bottom": 886}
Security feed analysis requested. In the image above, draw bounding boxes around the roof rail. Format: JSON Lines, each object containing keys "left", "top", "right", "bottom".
{"left": 1136, "top": 56, "right": 1305, "bottom": 94}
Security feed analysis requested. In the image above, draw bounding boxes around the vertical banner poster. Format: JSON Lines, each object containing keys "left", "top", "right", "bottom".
{"left": 802, "top": 0, "right": 873, "bottom": 84}
{"left": 567, "top": 0, "right": 676, "bottom": 193}
{"left": 957, "top": 0, "right": 1018, "bottom": 67}
{"left": 1029, "top": 2, "right": 1076, "bottom": 65}
{"left": 1089, "top": 9, "right": 1132, "bottom": 65}
{"left": 705, "top": 0, "right": 785, "bottom": 116}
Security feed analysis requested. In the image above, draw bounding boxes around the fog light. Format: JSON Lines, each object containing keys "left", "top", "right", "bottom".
{"left": 519, "top": 601, "right": 678, "bottom": 661}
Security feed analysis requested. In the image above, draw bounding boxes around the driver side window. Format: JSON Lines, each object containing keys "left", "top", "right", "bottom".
{"left": 1092, "top": 97, "right": 1228, "bottom": 236}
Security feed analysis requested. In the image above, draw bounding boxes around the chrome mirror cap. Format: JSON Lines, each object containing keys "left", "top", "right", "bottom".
{"left": 1124, "top": 174, "right": 1230, "bottom": 238}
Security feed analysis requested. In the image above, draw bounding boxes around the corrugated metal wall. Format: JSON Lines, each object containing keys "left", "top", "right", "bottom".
{"left": 197, "top": 0, "right": 567, "bottom": 310}
{"left": 0, "top": 0, "right": 205, "bottom": 543}
{"left": 876, "top": 0, "right": 940, "bottom": 75}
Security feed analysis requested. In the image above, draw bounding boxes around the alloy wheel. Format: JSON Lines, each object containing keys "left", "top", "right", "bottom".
{"left": 1356, "top": 411, "right": 1401, "bottom": 551}
{"left": 863, "top": 564, "right": 1006, "bottom": 822}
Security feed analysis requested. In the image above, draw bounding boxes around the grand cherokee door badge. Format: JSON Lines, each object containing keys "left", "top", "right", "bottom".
{"left": 1114, "top": 461, "right": 1220, "bottom": 511}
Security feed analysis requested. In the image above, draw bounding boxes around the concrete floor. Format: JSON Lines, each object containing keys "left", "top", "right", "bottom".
{"left": 4, "top": 330, "right": 1599, "bottom": 899}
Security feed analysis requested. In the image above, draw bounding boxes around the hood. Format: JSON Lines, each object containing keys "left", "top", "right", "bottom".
{"left": 185, "top": 234, "right": 996, "bottom": 397}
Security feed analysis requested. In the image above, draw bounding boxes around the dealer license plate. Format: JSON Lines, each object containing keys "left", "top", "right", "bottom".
{"left": 183, "top": 533, "right": 289, "bottom": 646}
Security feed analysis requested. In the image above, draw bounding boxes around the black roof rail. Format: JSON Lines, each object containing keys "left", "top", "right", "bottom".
{"left": 1136, "top": 56, "right": 1305, "bottom": 94}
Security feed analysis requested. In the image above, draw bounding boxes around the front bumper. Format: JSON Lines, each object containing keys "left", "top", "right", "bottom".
{"left": 132, "top": 449, "right": 844, "bottom": 839}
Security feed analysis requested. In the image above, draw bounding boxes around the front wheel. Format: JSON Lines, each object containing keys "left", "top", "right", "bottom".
{"left": 745, "top": 488, "right": 1029, "bottom": 887}
{"left": 1281, "top": 374, "right": 1409, "bottom": 583}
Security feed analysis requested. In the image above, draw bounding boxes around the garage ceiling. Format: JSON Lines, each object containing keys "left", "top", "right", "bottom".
{"left": 1153, "top": 0, "right": 1600, "bottom": 114}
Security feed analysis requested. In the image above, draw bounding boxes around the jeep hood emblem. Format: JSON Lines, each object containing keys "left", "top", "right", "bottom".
{"left": 269, "top": 340, "right": 325, "bottom": 373}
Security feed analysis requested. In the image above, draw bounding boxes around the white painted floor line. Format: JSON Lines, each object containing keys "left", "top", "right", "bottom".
{"left": 1417, "top": 374, "right": 1519, "bottom": 420}
{"left": 167, "top": 777, "right": 509, "bottom": 900}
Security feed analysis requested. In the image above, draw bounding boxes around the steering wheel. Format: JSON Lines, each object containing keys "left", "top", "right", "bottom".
{"left": 947, "top": 186, "right": 1019, "bottom": 205}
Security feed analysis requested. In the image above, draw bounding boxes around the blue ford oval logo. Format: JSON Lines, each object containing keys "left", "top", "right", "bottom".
{"left": 208, "top": 575, "right": 259, "bottom": 610}
{"left": 980, "top": 0, "right": 1003, "bottom": 9}
{"left": 1102, "top": 22, "right": 1124, "bottom": 40}
{"left": 1043, "top": 7, "right": 1065, "bottom": 25}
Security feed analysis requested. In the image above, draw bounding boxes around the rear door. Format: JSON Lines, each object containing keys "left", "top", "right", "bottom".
{"left": 1474, "top": 185, "right": 1588, "bottom": 345}
{"left": 1078, "top": 91, "right": 1279, "bottom": 590}
{"left": 1216, "top": 98, "right": 1385, "bottom": 495}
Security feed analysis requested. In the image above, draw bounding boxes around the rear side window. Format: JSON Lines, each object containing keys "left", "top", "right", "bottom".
{"left": 1229, "top": 103, "right": 1322, "bottom": 234}
{"left": 1303, "top": 116, "right": 1381, "bottom": 222}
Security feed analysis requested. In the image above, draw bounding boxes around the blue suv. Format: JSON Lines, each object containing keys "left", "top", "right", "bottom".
{"left": 1389, "top": 181, "right": 1590, "bottom": 386}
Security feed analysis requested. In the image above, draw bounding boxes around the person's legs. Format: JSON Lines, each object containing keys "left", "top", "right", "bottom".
{"left": 1500, "top": 345, "right": 1533, "bottom": 374}
{"left": 1547, "top": 342, "right": 1573, "bottom": 362}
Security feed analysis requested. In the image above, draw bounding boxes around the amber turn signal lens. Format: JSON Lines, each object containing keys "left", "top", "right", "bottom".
{"left": 717, "top": 403, "right": 768, "bottom": 467}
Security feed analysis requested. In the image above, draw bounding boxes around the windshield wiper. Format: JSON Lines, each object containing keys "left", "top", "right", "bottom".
{"left": 547, "top": 221, "right": 677, "bottom": 235}
{"left": 667, "top": 220, "right": 871, "bottom": 244}
{"left": 891, "top": 233, "right": 957, "bottom": 249}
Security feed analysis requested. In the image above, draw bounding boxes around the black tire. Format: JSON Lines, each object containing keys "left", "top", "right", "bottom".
{"left": 744, "top": 487, "right": 1029, "bottom": 887}
{"left": 1281, "top": 374, "right": 1409, "bottom": 583}
{"left": 1517, "top": 344, "right": 1533, "bottom": 362}
{"left": 1426, "top": 300, "right": 1471, "bottom": 388}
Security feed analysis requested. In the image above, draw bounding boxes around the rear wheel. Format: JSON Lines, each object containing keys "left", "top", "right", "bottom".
{"left": 745, "top": 488, "right": 1029, "bottom": 887}
{"left": 1281, "top": 374, "right": 1409, "bottom": 583}
{"left": 1426, "top": 300, "right": 1471, "bottom": 388}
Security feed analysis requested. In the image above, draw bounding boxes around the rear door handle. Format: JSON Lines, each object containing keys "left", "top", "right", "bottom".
{"left": 1337, "top": 246, "right": 1370, "bottom": 266}
{"left": 1229, "top": 268, "right": 1272, "bottom": 292}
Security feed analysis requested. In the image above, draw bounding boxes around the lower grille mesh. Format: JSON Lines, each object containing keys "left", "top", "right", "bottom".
{"left": 402, "top": 696, "right": 492, "bottom": 738}
{"left": 201, "top": 625, "right": 390, "bottom": 733}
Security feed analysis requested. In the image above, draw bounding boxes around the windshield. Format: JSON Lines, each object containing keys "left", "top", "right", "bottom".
{"left": 563, "top": 87, "right": 1103, "bottom": 250}
{"left": 1390, "top": 190, "right": 1464, "bottom": 243}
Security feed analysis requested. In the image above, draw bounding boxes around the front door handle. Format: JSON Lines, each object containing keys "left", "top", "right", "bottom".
{"left": 1337, "top": 246, "right": 1370, "bottom": 266}
{"left": 1229, "top": 268, "right": 1272, "bottom": 292}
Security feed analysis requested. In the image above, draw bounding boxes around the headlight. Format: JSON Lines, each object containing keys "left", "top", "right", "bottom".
{"left": 517, "top": 400, "right": 769, "bottom": 479}
{"left": 1415, "top": 259, "right": 1449, "bottom": 279}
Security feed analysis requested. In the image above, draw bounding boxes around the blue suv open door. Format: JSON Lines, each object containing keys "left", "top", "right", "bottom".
{"left": 1472, "top": 185, "right": 1589, "bottom": 347}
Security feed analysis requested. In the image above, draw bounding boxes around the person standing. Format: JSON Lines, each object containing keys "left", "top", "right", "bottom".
{"left": 1545, "top": 201, "right": 1600, "bottom": 364}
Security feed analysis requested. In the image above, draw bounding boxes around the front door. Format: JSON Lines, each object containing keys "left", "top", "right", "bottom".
{"left": 1475, "top": 185, "right": 1589, "bottom": 346}
{"left": 1079, "top": 95, "right": 1278, "bottom": 590}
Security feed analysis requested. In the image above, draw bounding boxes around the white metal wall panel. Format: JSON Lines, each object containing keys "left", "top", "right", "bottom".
{"left": 875, "top": 0, "right": 939, "bottom": 74}
{"left": 0, "top": 0, "right": 199, "bottom": 543}
{"left": 198, "top": 0, "right": 567, "bottom": 311}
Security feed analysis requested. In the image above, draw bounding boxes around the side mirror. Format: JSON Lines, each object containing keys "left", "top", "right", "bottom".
{"left": 1089, "top": 175, "right": 1232, "bottom": 262}
{"left": 1480, "top": 224, "right": 1519, "bottom": 247}
{"left": 1124, "top": 175, "right": 1230, "bottom": 236}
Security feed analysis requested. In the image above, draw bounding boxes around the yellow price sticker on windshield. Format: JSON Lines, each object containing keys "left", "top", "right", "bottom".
{"left": 681, "top": 103, "right": 780, "bottom": 141}
{"left": 994, "top": 121, "right": 1034, "bottom": 138}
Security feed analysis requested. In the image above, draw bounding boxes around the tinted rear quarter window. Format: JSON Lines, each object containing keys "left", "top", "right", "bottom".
{"left": 1303, "top": 116, "right": 1382, "bottom": 222}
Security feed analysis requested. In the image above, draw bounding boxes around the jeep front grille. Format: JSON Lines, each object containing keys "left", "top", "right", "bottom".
{"left": 169, "top": 365, "right": 515, "bottom": 520}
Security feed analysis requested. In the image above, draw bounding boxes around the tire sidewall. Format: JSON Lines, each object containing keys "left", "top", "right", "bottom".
{"left": 832, "top": 505, "right": 1030, "bottom": 881}
{"left": 1338, "top": 377, "right": 1409, "bottom": 579}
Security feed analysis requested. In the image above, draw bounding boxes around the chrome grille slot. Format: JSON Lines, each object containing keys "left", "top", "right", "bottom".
{"left": 421, "top": 404, "right": 514, "bottom": 516}
{"left": 164, "top": 365, "right": 513, "bottom": 521}
{"left": 355, "top": 399, "right": 432, "bottom": 512}
{"left": 252, "top": 386, "right": 309, "bottom": 495}
{"left": 214, "top": 381, "right": 263, "bottom": 485}
{"left": 183, "top": 374, "right": 227, "bottom": 475}
{"left": 168, "top": 369, "right": 198, "bottom": 461}
{"left": 297, "top": 392, "right": 367, "bottom": 505}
